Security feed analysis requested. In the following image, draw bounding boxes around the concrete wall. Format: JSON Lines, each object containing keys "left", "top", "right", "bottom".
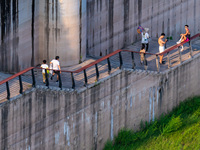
{"left": 0, "top": 0, "right": 39, "bottom": 72}
{"left": 1, "top": 52, "right": 200, "bottom": 149}
{"left": 38, "top": 0, "right": 87, "bottom": 66}
{"left": 1, "top": 0, "right": 200, "bottom": 72}
{"left": 0, "top": 0, "right": 86, "bottom": 72}
{"left": 87, "top": 0, "right": 200, "bottom": 56}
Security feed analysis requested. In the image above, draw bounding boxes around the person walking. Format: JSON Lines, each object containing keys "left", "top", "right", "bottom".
{"left": 158, "top": 33, "right": 168, "bottom": 64}
{"left": 177, "top": 25, "right": 190, "bottom": 51}
{"left": 41, "top": 60, "right": 49, "bottom": 84}
{"left": 141, "top": 28, "right": 150, "bottom": 52}
{"left": 50, "top": 56, "right": 61, "bottom": 82}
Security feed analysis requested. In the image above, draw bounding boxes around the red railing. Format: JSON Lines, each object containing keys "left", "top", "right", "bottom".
{"left": 0, "top": 33, "right": 199, "bottom": 102}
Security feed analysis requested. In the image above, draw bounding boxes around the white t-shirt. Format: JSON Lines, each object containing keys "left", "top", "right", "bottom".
{"left": 141, "top": 32, "right": 149, "bottom": 43}
{"left": 51, "top": 59, "right": 60, "bottom": 70}
{"left": 41, "top": 64, "right": 48, "bottom": 73}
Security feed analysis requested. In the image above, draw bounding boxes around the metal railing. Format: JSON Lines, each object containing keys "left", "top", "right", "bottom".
{"left": 0, "top": 33, "right": 200, "bottom": 102}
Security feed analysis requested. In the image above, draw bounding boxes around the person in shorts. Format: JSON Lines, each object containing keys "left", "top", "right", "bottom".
{"left": 41, "top": 60, "right": 49, "bottom": 84}
{"left": 177, "top": 25, "right": 190, "bottom": 51}
{"left": 50, "top": 56, "right": 61, "bottom": 82}
{"left": 158, "top": 33, "right": 168, "bottom": 64}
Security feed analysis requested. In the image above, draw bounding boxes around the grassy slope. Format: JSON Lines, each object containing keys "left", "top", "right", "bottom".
{"left": 104, "top": 97, "right": 200, "bottom": 150}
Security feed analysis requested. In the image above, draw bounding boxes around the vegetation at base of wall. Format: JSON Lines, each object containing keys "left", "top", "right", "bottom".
{"left": 104, "top": 97, "right": 200, "bottom": 150}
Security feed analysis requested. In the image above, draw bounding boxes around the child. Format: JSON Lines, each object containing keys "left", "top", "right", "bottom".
{"left": 41, "top": 60, "right": 49, "bottom": 84}
{"left": 140, "top": 44, "right": 146, "bottom": 65}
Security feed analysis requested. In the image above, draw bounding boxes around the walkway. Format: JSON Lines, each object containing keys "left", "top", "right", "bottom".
{"left": 1, "top": 37, "right": 200, "bottom": 102}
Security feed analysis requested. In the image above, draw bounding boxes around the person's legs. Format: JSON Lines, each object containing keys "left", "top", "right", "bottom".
{"left": 159, "top": 55, "right": 163, "bottom": 64}
{"left": 51, "top": 71, "right": 55, "bottom": 80}
{"left": 55, "top": 71, "right": 59, "bottom": 82}
{"left": 146, "top": 43, "right": 149, "bottom": 51}
{"left": 42, "top": 73, "right": 46, "bottom": 83}
{"left": 141, "top": 43, "right": 145, "bottom": 50}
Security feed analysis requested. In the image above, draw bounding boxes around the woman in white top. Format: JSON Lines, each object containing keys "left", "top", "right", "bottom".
{"left": 141, "top": 28, "right": 150, "bottom": 52}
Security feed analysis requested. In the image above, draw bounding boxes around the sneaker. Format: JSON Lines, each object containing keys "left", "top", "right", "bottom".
{"left": 181, "top": 47, "right": 184, "bottom": 52}
{"left": 160, "top": 61, "right": 166, "bottom": 64}
{"left": 56, "top": 80, "right": 58, "bottom": 82}
{"left": 176, "top": 41, "right": 181, "bottom": 44}
{"left": 50, "top": 76, "right": 53, "bottom": 80}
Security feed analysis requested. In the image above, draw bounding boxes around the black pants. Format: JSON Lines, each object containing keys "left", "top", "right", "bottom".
{"left": 142, "top": 43, "right": 149, "bottom": 52}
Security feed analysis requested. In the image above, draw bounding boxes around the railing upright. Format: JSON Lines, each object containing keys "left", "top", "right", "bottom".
{"left": 45, "top": 69, "right": 49, "bottom": 87}
{"left": 156, "top": 55, "right": 160, "bottom": 72}
{"left": 144, "top": 54, "right": 148, "bottom": 70}
{"left": 189, "top": 42, "right": 193, "bottom": 58}
{"left": 131, "top": 52, "right": 136, "bottom": 69}
{"left": 71, "top": 72, "right": 75, "bottom": 89}
{"left": 31, "top": 69, "right": 36, "bottom": 87}
{"left": 178, "top": 47, "right": 182, "bottom": 63}
{"left": 107, "top": 58, "right": 111, "bottom": 74}
{"left": 84, "top": 69, "right": 88, "bottom": 86}
{"left": 167, "top": 52, "right": 171, "bottom": 69}
{"left": 6, "top": 82, "right": 10, "bottom": 100}
{"left": 119, "top": 52, "right": 123, "bottom": 69}
{"left": 95, "top": 64, "right": 99, "bottom": 81}
{"left": 19, "top": 75, "right": 23, "bottom": 94}
{"left": 58, "top": 71, "right": 62, "bottom": 89}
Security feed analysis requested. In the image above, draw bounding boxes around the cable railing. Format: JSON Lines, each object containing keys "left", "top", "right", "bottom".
{"left": 0, "top": 33, "right": 200, "bottom": 102}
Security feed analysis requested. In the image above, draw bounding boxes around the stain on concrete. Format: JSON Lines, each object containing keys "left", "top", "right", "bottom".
{"left": 1, "top": 105, "right": 9, "bottom": 149}
{"left": 31, "top": 0, "right": 35, "bottom": 66}
{"left": 0, "top": 0, "right": 19, "bottom": 72}
{"left": 46, "top": 0, "right": 50, "bottom": 62}
{"left": 108, "top": 0, "right": 114, "bottom": 54}
{"left": 124, "top": 0, "right": 130, "bottom": 47}
{"left": 138, "top": 0, "right": 142, "bottom": 26}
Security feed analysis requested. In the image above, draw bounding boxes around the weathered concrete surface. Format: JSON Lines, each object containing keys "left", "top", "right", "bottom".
{"left": 87, "top": 0, "right": 200, "bottom": 56}
{"left": 1, "top": 51, "right": 200, "bottom": 149}
{"left": 0, "top": 0, "right": 86, "bottom": 72}
{"left": 38, "top": 0, "right": 87, "bottom": 66}
{"left": 1, "top": 0, "right": 200, "bottom": 73}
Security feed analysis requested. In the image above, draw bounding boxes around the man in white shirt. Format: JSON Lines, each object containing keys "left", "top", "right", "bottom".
{"left": 141, "top": 28, "right": 150, "bottom": 52}
{"left": 50, "top": 56, "right": 61, "bottom": 82}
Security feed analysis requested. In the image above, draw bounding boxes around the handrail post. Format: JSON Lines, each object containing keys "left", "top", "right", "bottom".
{"left": 95, "top": 64, "right": 99, "bottom": 81}
{"left": 58, "top": 71, "right": 62, "bottom": 89}
{"left": 178, "top": 47, "right": 182, "bottom": 63}
{"left": 156, "top": 55, "right": 160, "bottom": 72}
{"left": 144, "top": 54, "right": 148, "bottom": 70}
{"left": 71, "top": 72, "right": 75, "bottom": 89}
{"left": 45, "top": 69, "right": 49, "bottom": 88}
{"left": 119, "top": 51, "right": 123, "bottom": 69}
{"left": 167, "top": 52, "right": 171, "bottom": 69}
{"left": 107, "top": 58, "right": 111, "bottom": 74}
{"left": 31, "top": 69, "right": 36, "bottom": 87}
{"left": 189, "top": 42, "right": 193, "bottom": 58}
{"left": 19, "top": 75, "right": 23, "bottom": 94}
{"left": 131, "top": 52, "right": 135, "bottom": 69}
{"left": 6, "top": 82, "right": 10, "bottom": 100}
{"left": 84, "top": 69, "right": 88, "bottom": 86}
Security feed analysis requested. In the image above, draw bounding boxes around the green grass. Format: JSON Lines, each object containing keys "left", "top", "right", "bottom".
{"left": 104, "top": 97, "right": 200, "bottom": 150}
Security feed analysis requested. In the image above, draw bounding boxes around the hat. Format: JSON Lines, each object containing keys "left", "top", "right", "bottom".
{"left": 144, "top": 28, "right": 149, "bottom": 32}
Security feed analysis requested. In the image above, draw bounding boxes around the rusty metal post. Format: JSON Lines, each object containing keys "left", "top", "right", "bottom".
{"left": 167, "top": 52, "right": 171, "bottom": 69}
{"left": 131, "top": 52, "right": 136, "bottom": 69}
{"left": 156, "top": 55, "right": 160, "bottom": 72}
